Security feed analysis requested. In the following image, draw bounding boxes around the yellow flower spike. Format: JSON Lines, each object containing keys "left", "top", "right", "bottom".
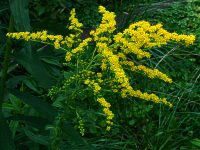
{"left": 84, "top": 79, "right": 102, "bottom": 94}
{"left": 135, "top": 65, "right": 172, "bottom": 83}
{"left": 97, "top": 97, "right": 114, "bottom": 130}
{"left": 65, "top": 52, "right": 72, "bottom": 62}
{"left": 71, "top": 38, "right": 92, "bottom": 54}
{"left": 40, "top": 30, "right": 48, "bottom": 41}
{"left": 93, "top": 83, "right": 101, "bottom": 93}
{"left": 101, "top": 63, "right": 107, "bottom": 71}
{"left": 54, "top": 41, "right": 60, "bottom": 49}
{"left": 90, "top": 5, "right": 116, "bottom": 41}
{"left": 97, "top": 97, "right": 111, "bottom": 108}
{"left": 68, "top": 8, "right": 83, "bottom": 34}
{"left": 98, "top": 6, "right": 106, "bottom": 13}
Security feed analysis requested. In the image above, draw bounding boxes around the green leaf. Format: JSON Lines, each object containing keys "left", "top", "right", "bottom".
{"left": 0, "top": 113, "right": 15, "bottom": 150}
{"left": 24, "top": 129, "right": 50, "bottom": 145}
{"left": 10, "top": 90, "right": 57, "bottom": 121}
{"left": 6, "top": 115, "right": 50, "bottom": 130}
{"left": 23, "top": 78, "right": 42, "bottom": 94}
{"left": 9, "top": 120, "right": 19, "bottom": 138}
{"left": 41, "top": 57, "right": 61, "bottom": 67}
{"left": 14, "top": 49, "right": 57, "bottom": 89}
{"left": 128, "top": 119, "right": 136, "bottom": 126}
{"left": 191, "top": 138, "right": 200, "bottom": 148}
{"left": 9, "top": 0, "right": 31, "bottom": 31}
{"left": 6, "top": 75, "right": 27, "bottom": 88}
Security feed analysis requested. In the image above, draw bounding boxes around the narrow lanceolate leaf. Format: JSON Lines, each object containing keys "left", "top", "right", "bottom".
{"left": 10, "top": 90, "right": 57, "bottom": 121}
{"left": 9, "top": 0, "right": 31, "bottom": 31}
{"left": 24, "top": 129, "right": 50, "bottom": 145}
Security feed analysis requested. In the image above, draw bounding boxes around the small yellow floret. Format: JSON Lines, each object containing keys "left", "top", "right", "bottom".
{"left": 65, "top": 52, "right": 72, "bottom": 62}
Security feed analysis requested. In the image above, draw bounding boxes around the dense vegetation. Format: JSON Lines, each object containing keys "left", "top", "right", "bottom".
{"left": 0, "top": 0, "right": 200, "bottom": 150}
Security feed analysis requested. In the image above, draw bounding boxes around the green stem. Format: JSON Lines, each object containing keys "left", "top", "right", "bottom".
{"left": 31, "top": 39, "right": 67, "bottom": 52}
{"left": 85, "top": 48, "right": 98, "bottom": 70}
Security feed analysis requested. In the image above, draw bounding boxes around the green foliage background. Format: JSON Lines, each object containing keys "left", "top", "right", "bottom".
{"left": 0, "top": 0, "right": 200, "bottom": 149}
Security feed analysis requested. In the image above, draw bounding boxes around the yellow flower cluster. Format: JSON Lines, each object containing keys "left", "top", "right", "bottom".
{"left": 84, "top": 79, "right": 102, "bottom": 94}
{"left": 114, "top": 21, "right": 195, "bottom": 59}
{"left": 65, "top": 52, "right": 73, "bottom": 62}
{"left": 6, "top": 9, "right": 83, "bottom": 50}
{"left": 101, "top": 59, "right": 108, "bottom": 71}
{"left": 68, "top": 8, "right": 83, "bottom": 34}
{"left": 90, "top": 5, "right": 116, "bottom": 42}
{"left": 78, "top": 119, "right": 85, "bottom": 136}
{"left": 6, "top": 31, "right": 64, "bottom": 49}
{"left": 122, "top": 88, "right": 173, "bottom": 107}
{"left": 96, "top": 43, "right": 170, "bottom": 107}
{"left": 90, "top": 6, "right": 194, "bottom": 109}
{"left": 65, "top": 37, "right": 92, "bottom": 62}
{"left": 72, "top": 38, "right": 92, "bottom": 53}
{"left": 136, "top": 65, "right": 172, "bottom": 83}
{"left": 114, "top": 32, "right": 151, "bottom": 59}
{"left": 77, "top": 116, "right": 85, "bottom": 136}
{"left": 7, "top": 5, "right": 196, "bottom": 132}
{"left": 61, "top": 70, "right": 96, "bottom": 88}
{"left": 122, "top": 60, "right": 172, "bottom": 83}
{"left": 97, "top": 97, "right": 114, "bottom": 131}
{"left": 83, "top": 71, "right": 114, "bottom": 130}
{"left": 61, "top": 34, "right": 75, "bottom": 48}
{"left": 97, "top": 42, "right": 129, "bottom": 90}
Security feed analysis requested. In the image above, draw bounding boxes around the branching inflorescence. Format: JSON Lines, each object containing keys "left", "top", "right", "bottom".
{"left": 7, "top": 6, "right": 195, "bottom": 131}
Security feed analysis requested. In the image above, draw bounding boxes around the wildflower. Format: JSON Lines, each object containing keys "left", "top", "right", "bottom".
{"left": 71, "top": 38, "right": 92, "bottom": 54}
{"left": 136, "top": 65, "right": 172, "bottom": 83}
{"left": 7, "top": 5, "right": 196, "bottom": 133}
{"left": 97, "top": 97, "right": 114, "bottom": 130}
{"left": 68, "top": 8, "right": 83, "bottom": 33}
{"left": 84, "top": 79, "right": 90, "bottom": 85}
{"left": 90, "top": 5, "right": 116, "bottom": 41}
{"left": 65, "top": 52, "right": 72, "bottom": 62}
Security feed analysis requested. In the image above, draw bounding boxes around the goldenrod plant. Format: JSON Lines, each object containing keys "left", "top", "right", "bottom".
{"left": 6, "top": 5, "right": 195, "bottom": 133}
